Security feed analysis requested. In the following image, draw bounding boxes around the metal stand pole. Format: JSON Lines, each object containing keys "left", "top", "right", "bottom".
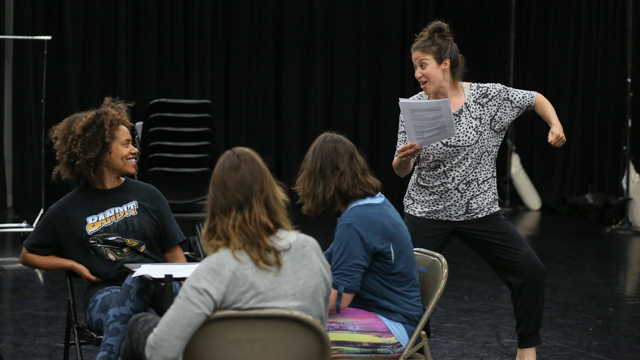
{"left": 502, "top": 0, "right": 518, "bottom": 211}
{"left": 41, "top": 40, "right": 48, "bottom": 211}
{"left": 605, "top": 0, "right": 640, "bottom": 235}
{"left": 0, "top": 35, "right": 52, "bottom": 233}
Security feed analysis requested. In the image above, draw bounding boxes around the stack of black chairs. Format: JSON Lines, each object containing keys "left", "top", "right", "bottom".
{"left": 135, "top": 99, "right": 223, "bottom": 259}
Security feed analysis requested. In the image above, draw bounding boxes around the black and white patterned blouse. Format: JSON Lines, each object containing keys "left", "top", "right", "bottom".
{"left": 396, "top": 83, "right": 537, "bottom": 221}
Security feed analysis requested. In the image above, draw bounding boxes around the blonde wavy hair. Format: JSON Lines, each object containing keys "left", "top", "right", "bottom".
{"left": 202, "top": 147, "right": 294, "bottom": 270}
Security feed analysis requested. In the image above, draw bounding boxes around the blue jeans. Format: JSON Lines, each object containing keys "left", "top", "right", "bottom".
{"left": 85, "top": 274, "right": 181, "bottom": 360}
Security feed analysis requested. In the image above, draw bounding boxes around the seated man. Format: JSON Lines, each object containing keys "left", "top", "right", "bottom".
{"left": 295, "top": 132, "right": 423, "bottom": 358}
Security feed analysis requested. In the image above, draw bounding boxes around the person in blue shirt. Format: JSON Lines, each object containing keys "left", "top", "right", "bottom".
{"left": 295, "top": 132, "right": 423, "bottom": 358}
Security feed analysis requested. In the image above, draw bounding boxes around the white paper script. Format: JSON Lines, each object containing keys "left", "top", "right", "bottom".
{"left": 399, "top": 98, "right": 456, "bottom": 146}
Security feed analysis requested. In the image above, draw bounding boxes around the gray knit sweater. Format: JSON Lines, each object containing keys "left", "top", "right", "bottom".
{"left": 145, "top": 230, "right": 331, "bottom": 360}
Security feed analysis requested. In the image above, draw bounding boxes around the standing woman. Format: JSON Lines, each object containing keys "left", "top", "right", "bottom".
{"left": 20, "top": 98, "right": 187, "bottom": 360}
{"left": 393, "top": 21, "right": 566, "bottom": 360}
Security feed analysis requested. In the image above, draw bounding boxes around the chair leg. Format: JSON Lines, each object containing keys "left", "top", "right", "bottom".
{"left": 73, "top": 324, "right": 84, "bottom": 360}
{"left": 423, "top": 340, "right": 433, "bottom": 360}
{"left": 66, "top": 272, "right": 85, "bottom": 360}
{"left": 64, "top": 298, "right": 86, "bottom": 360}
{"left": 194, "top": 222, "right": 206, "bottom": 260}
{"left": 63, "top": 301, "right": 72, "bottom": 360}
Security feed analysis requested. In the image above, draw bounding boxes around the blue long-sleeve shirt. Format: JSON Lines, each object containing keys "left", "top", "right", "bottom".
{"left": 325, "top": 193, "right": 423, "bottom": 337}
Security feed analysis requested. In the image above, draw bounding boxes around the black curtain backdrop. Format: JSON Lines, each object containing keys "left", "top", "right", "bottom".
{"left": 4, "top": 0, "right": 640, "bottom": 221}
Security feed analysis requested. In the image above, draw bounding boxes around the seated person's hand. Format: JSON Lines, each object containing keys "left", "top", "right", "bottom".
{"left": 72, "top": 262, "right": 101, "bottom": 284}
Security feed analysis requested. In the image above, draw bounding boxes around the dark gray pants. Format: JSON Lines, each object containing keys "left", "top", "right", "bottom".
{"left": 119, "top": 313, "right": 161, "bottom": 360}
{"left": 404, "top": 211, "right": 545, "bottom": 348}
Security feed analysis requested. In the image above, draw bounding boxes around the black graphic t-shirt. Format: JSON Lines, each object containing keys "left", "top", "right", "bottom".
{"left": 24, "top": 178, "right": 186, "bottom": 302}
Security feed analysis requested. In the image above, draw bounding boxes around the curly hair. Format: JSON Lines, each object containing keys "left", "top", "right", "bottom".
{"left": 294, "top": 132, "right": 381, "bottom": 216}
{"left": 411, "top": 20, "right": 467, "bottom": 84}
{"left": 49, "top": 97, "right": 133, "bottom": 186}
{"left": 202, "top": 147, "right": 294, "bottom": 270}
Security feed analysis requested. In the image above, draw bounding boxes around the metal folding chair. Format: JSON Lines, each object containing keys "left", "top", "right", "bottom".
{"left": 332, "top": 249, "right": 448, "bottom": 360}
{"left": 397, "top": 249, "right": 449, "bottom": 360}
{"left": 183, "top": 308, "right": 331, "bottom": 360}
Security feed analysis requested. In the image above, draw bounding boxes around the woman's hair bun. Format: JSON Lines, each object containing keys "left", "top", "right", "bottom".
{"left": 416, "top": 20, "right": 453, "bottom": 42}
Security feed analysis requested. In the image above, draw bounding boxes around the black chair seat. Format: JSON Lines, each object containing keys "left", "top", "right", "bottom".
{"left": 141, "top": 113, "right": 214, "bottom": 139}
{"left": 142, "top": 141, "right": 216, "bottom": 155}
{"left": 145, "top": 99, "right": 214, "bottom": 119}
{"left": 139, "top": 141, "right": 217, "bottom": 166}
{"left": 140, "top": 127, "right": 216, "bottom": 150}
{"left": 140, "top": 153, "right": 215, "bottom": 174}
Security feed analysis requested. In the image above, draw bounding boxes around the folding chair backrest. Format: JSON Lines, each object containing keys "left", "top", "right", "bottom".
{"left": 138, "top": 144, "right": 214, "bottom": 232}
{"left": 395, "top": 249, "right": 448, "bottom": 360}
{"left": 141, "top": 167, "right": 212, "bottom": 205}
{"left": 183, "top": 308, "right": 331, "bottom": 360}
{"left": 414, "top": 249, "right": 448, "bottom": 312}
{"left": 145, "top": 99, "right": 214, "bottom": 119}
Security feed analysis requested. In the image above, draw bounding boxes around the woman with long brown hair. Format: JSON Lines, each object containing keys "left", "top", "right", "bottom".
{"left": 296, "top": 132, "right": 422, "bottom": 358}
{"left": 121, "top": 147, "right": 331, "bottom": 360}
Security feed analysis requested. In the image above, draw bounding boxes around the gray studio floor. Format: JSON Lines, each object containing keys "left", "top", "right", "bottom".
{"left": 1, "top": 209, "right": 640, "bottom": 360}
